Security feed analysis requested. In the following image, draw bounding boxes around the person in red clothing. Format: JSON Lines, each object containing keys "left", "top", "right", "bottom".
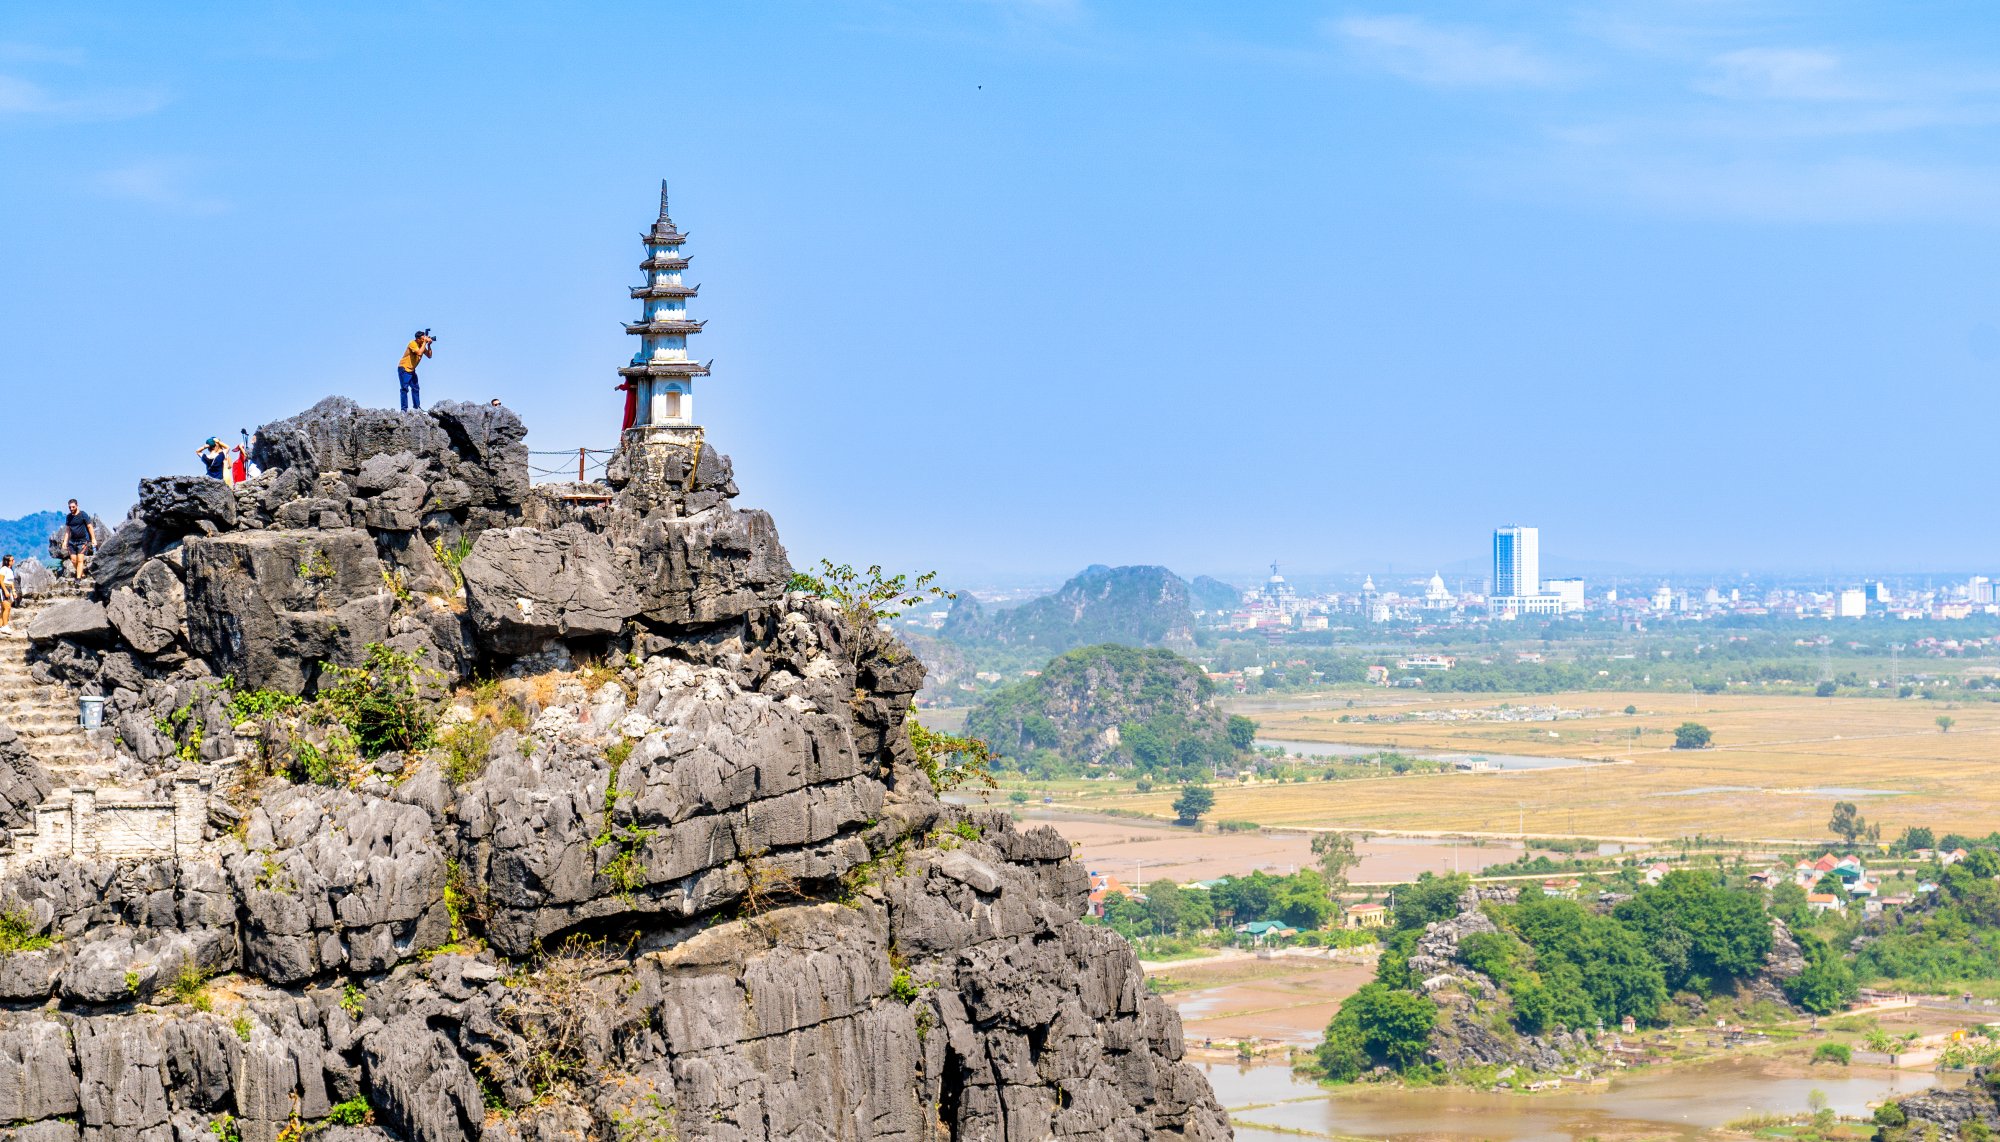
{"left": 617, "top": 380, "right": 638, "bottom": 431}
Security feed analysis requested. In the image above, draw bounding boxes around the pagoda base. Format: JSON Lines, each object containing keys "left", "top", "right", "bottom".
{"left": 608, "top": 423, "right": 710, "bottom": 515}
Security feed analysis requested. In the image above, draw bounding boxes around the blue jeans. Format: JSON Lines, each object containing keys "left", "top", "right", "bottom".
{"left": 398, "top": 368, "right": 421, "bottom": 410}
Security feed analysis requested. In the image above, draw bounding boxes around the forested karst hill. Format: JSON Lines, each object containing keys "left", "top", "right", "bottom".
{"left": 966, "top": 643, "right": 1246, "bottom": 779}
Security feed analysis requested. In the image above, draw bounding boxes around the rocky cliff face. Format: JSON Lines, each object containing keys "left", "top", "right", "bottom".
{"left": 2, "top": 398, "right": 1229, "bottom": 1142}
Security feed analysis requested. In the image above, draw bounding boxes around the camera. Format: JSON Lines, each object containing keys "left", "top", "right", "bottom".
{"left": 420, "top": 328, "right": 438, "bottom": 341}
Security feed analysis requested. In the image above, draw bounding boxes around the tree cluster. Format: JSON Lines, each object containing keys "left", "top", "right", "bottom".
{"left": 1325, "top": 871, "right": 1784, "bottom": 1079}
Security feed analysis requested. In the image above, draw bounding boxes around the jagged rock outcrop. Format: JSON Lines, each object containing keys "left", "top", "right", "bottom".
{"left": 1409, "top": 889, "right": 1598, "bottom": 1078}
{"left": 460, "top": 527, "right": 639, "bottom": 655}
{"left": 1741, "top": 918, "right": 1808, "bottom": 1006}
{"left": 1889, "top": 1068, "right": 2000, "bottom": 1140}
{"left": 0, "top": 728, "right": 53, "bottom": 831}
{"left": 1, "top": 397, "right": 1227, "bottom": 1142}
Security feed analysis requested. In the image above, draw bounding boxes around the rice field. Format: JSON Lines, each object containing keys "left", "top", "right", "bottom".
{"left": 1099, "top": 690, "right": 2000, "bottom": 842}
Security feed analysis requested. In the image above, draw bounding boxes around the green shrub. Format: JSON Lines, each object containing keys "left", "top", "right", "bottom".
{"left": 317, "top": 643, "right": 443, "bottom": 758}
{"left": 323, "top": 1097, "right": 371, "bottom": 1127}
{"left": 440, "top": 719, "right": 498, "bottom": 786}
{"left": 786, "top": 560, "right": 952, "bottom": 622}
{"left": 170, "top": 964, "right": 212, "bottom": 1008}
{"left": 0, "top": 910, "right": 53, "bottom": 954}
{"left": 1812, "top": 1042, "right": 1851, "bottom": 1065}
{"left": 909, "top": 720, "right": 997, "bottom": 794}
{"left": 226, "top": 687, "right": 302, "bottom": 725}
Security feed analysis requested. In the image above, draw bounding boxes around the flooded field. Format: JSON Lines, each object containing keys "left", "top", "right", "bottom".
{"left": 1159, "top": 955, "right": 1376, "bottom": 1047}
{"left": 1028, "top": 812, "right": 1527, "bottom": 885}
{"left": 1206, "top": 1056, "right": 1963, "bottom": 1142}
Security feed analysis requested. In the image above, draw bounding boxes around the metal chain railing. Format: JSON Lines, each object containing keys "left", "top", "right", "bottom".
{"left": 528, "top": 447, "right": 617, "bottom": 483}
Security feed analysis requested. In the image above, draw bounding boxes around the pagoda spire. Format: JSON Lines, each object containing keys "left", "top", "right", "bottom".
{"left": 658, "top": 179, "right": 670, "bottom": 223}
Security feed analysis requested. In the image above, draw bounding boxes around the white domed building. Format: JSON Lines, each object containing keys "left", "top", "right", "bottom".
{"left": 1424, "top": 571, "right": 1454, "bottom": 610}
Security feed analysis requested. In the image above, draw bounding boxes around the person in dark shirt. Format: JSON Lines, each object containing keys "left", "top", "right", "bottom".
{"left": 198, "top": 437, "right": 228, "bottom": 480}
{"left": 61, "top": 499, "right": 96, "bottom": 582}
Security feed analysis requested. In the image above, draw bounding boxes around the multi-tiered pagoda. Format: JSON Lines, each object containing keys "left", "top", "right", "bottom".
{"left": 618, "top": 181, "right": 708, "bottom": 445}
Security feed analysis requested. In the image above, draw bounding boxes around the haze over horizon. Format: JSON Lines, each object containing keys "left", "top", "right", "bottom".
{"left": 5, "top": 2, "right": 1999, "bottom": 578}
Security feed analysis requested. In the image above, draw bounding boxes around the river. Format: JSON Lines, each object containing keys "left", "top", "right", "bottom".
{"left": 1202, "top": 1057, "right": 1961, "bottom": 1141}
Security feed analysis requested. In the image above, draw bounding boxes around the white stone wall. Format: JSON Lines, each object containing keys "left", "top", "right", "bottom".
{"left": 0, "top": 779, "right": 208, "bottom": 875}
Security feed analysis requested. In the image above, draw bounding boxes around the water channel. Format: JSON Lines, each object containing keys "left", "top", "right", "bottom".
{"left": 1201, "top": 1057, "right": 1961, "bottom": 1142}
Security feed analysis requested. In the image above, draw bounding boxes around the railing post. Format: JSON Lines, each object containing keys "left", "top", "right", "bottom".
{"left": 578, "top": 447, "right": 586, "bottom": 482}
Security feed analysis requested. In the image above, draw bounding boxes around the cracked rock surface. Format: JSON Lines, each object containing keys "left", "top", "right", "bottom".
{"left": 3, "top": 397, "right": 1228, "bottom": 1142}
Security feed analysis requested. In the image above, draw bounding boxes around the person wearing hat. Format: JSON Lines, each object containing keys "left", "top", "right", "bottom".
{"left": 198, "top": 437, "right": 229, "bottom": 480}
{"left": 398, "top": 330, "right": 435, "bottom": 411}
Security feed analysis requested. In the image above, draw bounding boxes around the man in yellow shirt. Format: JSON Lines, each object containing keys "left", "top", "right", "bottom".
{"left": 397, "top": 330, "right": 435, "bottom": 410}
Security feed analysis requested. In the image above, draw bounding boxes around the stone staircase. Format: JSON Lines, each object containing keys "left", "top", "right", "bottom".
{"left": 1, "top": 579, "right": 120, "bottom": 787}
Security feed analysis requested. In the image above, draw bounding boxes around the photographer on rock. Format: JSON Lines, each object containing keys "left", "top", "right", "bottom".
{"left": 397, "top": 329, "right": 435, "bottom": 411}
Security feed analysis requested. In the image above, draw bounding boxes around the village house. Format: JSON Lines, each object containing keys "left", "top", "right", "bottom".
{"left": 1343, "top": 903, "right": 1388, "bottom": 929}
{"left": 1234, "top": 920, "right": 1298, "bottom": 944}
{"left": 1087, "top": 873, "right": 1138, "bottom": 918}
{"left": 1807, "top": 892, "right": 1846, "bottom": 915}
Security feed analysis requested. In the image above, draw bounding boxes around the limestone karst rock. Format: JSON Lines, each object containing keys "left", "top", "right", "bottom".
{"left": 1, "top": 397, "right": 1229, "bottom": 1142}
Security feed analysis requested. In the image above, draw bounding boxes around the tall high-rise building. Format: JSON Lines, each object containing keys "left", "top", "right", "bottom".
{"left": 1492, "top": 526, "right": 1539, "bottom": 599}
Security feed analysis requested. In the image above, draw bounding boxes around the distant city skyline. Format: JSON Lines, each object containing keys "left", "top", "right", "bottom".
{"left": 8, "top": 3, "right": 2000, "bottom": 574}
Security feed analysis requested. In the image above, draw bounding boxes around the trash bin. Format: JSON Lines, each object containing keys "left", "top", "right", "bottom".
{"left": 78, "top": 696, "right": 106, "bottom": 729}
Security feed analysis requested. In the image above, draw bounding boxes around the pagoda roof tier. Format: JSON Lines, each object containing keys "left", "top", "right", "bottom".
{"left": 641, "top": 228, "right": 688, "bottom": 245}
{"left": 623, "top": 319, "right": 707, "bottom": 335}
{"left": 618, "top": 360, "right": 713, "bottom": 379}
{"left": 629, "top": 283, "right": 701, "bottom": 299}
{"left": 640, "top": 254, "right": 690, "bottom": 271}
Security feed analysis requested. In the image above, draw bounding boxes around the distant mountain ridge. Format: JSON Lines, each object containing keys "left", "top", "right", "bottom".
{"left": 0, "top": 512, "right": 61, "bottom": 565}
{"left": 940, "top": 564, "right": 1196, "bottom": 653}
{"left": 1189, "top": 574, "right": 1242, "bottom": 612}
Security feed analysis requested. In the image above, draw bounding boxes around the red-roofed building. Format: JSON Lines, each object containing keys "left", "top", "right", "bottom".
{"left": 1087, "top": 874, "right": 1136, "bottom": 918}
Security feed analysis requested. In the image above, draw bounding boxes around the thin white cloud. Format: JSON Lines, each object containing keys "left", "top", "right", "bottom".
{"left": 0, "top": 73, "right": 165, "bottom": 120}
{"left": 91, "top": 162, "right": 230, "bottom": 216}
{"left": 1513, "top": 147, "right": 2000, "bottom": 224}
{"left": 0, "top": 42, "right": 86, "bottom": 66}
{"left": 1697, "top": 48, "right": 1865, "bottom": 101}
{"left": 1331, "top": 14, "right": 1563, "bottom": 89}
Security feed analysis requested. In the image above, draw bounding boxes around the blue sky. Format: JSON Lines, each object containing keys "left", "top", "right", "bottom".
{"left": 3, "top": 2, "right": 1999, "bottom": 580}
